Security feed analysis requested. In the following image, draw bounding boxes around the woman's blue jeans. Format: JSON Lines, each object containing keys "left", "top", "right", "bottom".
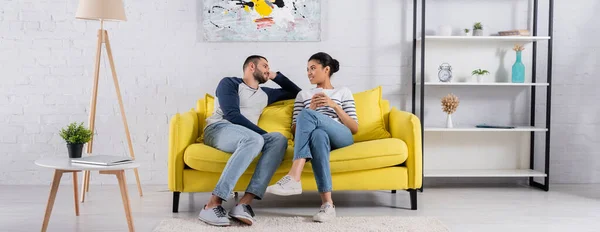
{"left": 294, "top": 109, "right": 354, "bottom": 193}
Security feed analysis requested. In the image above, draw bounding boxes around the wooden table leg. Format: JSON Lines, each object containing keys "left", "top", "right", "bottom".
{"left": 80, "top": 170, "right": 87, "bottom": 203}
{"left": 42, "top": 170, "right": 63, "bottom": 232}
{"left": 133, "top": 168, "right": 143, "bottom": 197}
{"left": 72, "top": 172, "right": 79, "bottom": 216}
{"left": 85, "top": 170, "right": 91, "bottom": 192}
{"left": 117, "top": 171, "right": 134, "bottom": 232}
{"left": 101, "top": 170, "right": 134, "bottom": 232}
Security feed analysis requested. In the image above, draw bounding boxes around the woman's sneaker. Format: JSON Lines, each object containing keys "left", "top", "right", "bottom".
{"left": 198, "top": 205, "right": 230, "bottom": 226}
{"left": 313, "top": 202, "right": 336, "bottom": 222}
{"left": 266, "top": 175, "right": 302, "bottom": 196}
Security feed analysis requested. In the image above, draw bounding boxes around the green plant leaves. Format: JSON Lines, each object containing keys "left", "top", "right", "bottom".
{"left": 59, "top": 122, "right": 92, "bottom": 144}
{"left": 471, "top": 69, "right": 490, "bottom": 75}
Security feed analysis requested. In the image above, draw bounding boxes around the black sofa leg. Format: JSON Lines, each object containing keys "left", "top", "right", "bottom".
{"left": 408, "top": 189, "right": 417, "bottom": 210}
{"left": 173, "top": 192, "right": 181, "bottom": 213}
{"left": 391, "top": 190, "right": 397, "bottom": 194}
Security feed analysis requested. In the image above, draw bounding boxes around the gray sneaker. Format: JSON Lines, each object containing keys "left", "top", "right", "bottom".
{"left": 198, "top": 205, "right": 230, "bottom": 226}
{"left": 313, "top": 203, "right": 336, "bottom": 222}
{"left": 229, "top": 204, "right": 255, "bottom": 225}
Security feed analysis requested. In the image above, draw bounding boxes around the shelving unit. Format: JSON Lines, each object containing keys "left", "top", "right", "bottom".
{"left": 425, "top": 169, "right": 547, "bottom": 178}
{"left": 421, "top": 82, "right": 549, "bottom": 86}
{"left": 424, "top": 127, "right": 548, "bottom": 132}
{"left": 417, "top": 36, "right": 551, "bottom": 42}
{"left": 411, "top": 0, "right": 554, "bottom": 191}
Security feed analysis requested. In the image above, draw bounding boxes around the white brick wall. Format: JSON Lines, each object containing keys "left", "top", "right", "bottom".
{"left": 0, "top": 0, "right": 598, "bottom": 185}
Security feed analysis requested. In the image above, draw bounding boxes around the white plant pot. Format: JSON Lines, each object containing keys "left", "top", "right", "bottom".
{"left": 473, "top": 29, "right": 483, "bottom": 36}
{"left": 446, "top": 114, "right": 453, "bottom": 128}
{"left": 476, "top": 75, "right": 483, "bottom": 83}
{"left": 464, "top": 32, "right": 471, "bottom": 36}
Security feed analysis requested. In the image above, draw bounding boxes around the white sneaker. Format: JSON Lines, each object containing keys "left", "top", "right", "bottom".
{"left": 313, "top": 202, "right": 336, "bottom": 222}
{"left": 266, "top": 175, "right": 302, "bottom": 196}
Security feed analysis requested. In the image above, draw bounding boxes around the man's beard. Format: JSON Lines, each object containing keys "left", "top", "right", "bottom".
{"left": 253, "top": 69, "right": 267, "bottom": 84}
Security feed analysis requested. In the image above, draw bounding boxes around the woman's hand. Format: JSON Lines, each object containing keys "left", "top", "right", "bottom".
{"left": 314, "top": 93, "right": 338, "bottom": 109}
{"left": 309, "top": 94, "right": 321, "bottom": 110}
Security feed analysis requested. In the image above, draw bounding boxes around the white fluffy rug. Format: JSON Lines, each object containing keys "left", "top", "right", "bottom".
{"left": 153, "top": 216, "right": 449, "bottom": 232}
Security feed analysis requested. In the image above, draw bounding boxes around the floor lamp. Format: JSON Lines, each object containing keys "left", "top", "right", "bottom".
{"left": 76, "top": 0, "right": 143, "bottom": 201}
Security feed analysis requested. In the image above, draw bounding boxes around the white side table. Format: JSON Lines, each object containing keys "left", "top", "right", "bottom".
{"left": 35, "top": 157, "right": 139, "bottom": 232}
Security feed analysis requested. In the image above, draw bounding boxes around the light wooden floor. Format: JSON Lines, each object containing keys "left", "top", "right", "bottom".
{"left": 1, "top": 183, "right": 599, "bottom": 232}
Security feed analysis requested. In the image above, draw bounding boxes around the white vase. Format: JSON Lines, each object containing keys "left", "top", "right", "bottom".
{"left": 473, "top": 29, "right": 483, "bottom": 36}
{"left": 438, "top": 25, "right": 452, "bottom": 36}
{"left": 446, "top": 114, "right": 453, "bottom": 128}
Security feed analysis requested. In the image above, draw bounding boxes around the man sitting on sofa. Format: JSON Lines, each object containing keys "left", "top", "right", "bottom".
{"left": 198, "top": 55, "right": 301, "bottom": 226}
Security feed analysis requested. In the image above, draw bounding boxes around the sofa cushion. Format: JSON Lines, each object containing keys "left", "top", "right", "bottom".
{"left": 183, "top": 138, "right": 408, "bottom": 174}
{"left": 257, "top": 99, "right": 295, "bottom": 145}
{"left": 196, "top": 95, "right": 295, "bottom": 145}
{"left": 352, "top": 86, "right": 392, "bottom": 142}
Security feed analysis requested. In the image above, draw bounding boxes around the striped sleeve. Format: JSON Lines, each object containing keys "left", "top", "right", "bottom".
{"left": 341, "top": 88, "right": 358, "bottom": 124}
{"left": 292, "top": 92, "right": 306, "bottom": 125}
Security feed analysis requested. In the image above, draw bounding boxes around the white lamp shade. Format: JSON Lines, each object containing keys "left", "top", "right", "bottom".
{"left": 76, "top": 0, "right": 127, "bottom": 21}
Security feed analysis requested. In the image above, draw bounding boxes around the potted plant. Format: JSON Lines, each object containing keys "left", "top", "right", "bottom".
{"left": 59, "top": 122, "right": 92, "bottom": 158}
{"left": 473, "top": 22, "right": 483, "bottom": 36}
{"left": 472, "top": 69, "right": 490, "bottom": 83}
{"left": 464, "top": 28, "right": 470, "bottom": 36}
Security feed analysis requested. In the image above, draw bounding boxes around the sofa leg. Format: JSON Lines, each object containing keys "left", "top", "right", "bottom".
{"left": 391, "top": 190, "right": 397, "bottom": 194}
{"left": 408, "top": 189, "right": 417, "bottom": 210}
{"left": 173, "top": 192, "right": 181, "bottom": 213}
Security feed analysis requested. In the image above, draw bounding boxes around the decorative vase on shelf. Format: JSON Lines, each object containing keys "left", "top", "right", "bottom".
{"left": 476, "top": 75, "right": 483, "bottom": 83}
{"left": 512, "top": 50, "right": 525, "bottom": 83}
{"left": 473, "top": 29, "right": 483, "bottom": 36}
{"left": 446, "top": 114, "right": 453, "bottom": 128}
{"left": 438, "top": 25, "right": 452, "bottom": 36}
{"left": 441, "top": 94, "right": 459, "bottom": 128}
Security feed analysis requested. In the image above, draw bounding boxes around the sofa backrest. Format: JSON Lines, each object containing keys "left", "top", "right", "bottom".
{"left": 195, "top": 87, "right": 393, "bottom": 144}
{"left": 381, "top": 99, "right": 390, "bottom": 131}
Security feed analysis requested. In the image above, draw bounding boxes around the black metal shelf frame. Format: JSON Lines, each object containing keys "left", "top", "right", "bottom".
{"left": 410, "top": 0, "right": 554, "bottom": 192}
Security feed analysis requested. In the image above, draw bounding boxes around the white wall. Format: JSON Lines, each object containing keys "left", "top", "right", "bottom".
{"left": 0, "top": 0, "right": 598, "bottom": 185}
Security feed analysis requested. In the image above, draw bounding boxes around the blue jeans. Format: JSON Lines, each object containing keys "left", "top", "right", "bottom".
{"left": 203, "top": 121, "right": 288, "bottom": 201}
{"left": 294, "top": 109, "right": 354, "bottom": 193}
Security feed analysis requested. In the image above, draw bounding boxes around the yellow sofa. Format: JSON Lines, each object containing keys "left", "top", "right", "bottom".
{"left": 168, "top": 89, "right": 423, "bottom": 212}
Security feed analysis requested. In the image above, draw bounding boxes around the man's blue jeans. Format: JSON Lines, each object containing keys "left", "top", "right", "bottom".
{"left": 294, "top": 109, "right": 354, "bottom": 193}
{"left": 204, "top": 121, "right": 288, "bottom": 200}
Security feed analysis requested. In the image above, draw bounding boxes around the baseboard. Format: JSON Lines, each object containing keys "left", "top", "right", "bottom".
{"left": 424, "top": 177, "right": 529, "bottom": 188}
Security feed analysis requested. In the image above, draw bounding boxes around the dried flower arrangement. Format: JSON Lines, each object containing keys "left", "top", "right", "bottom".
{"left": 441, "top": 93, "right": 459, "bottom": 115}
{"left": 513, "top": 44, "right": 525, "bottom": 52}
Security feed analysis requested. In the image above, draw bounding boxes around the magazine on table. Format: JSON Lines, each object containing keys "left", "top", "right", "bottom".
{"left": 70, "top": 155, "right": 133, "bottom": 166}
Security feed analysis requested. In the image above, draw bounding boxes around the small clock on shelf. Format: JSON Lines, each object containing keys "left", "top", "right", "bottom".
{"left": 438, "top": 63, "right": 453, "bottom": 82}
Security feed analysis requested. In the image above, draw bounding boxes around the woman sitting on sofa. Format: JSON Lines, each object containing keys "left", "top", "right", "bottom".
{"left": 266, "top": 52, "right": 359, "bottom": 222}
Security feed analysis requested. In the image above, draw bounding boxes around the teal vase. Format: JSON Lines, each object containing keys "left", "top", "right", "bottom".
{"left": 512, "top": 51, "right": 525, "bottom": 83}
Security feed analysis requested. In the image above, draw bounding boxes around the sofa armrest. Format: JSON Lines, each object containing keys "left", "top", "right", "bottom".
{"left": 389, "top": 107, "right": 422, "bottom": 189}
{"left": 168, "top": 110, "right": 199, "bottom": 192}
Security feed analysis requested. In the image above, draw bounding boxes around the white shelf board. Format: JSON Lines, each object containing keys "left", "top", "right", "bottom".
{"left": 421, "top": 82, "right": 549, "bottom": 86}
{"left": 425, "top": 126, "right": 548, "bottom": 132}
{"left": 417, "top": 36, "right": 551, "bottom": 42}
{"left": 424, "top": 169, "right": 547, "bottom": 178}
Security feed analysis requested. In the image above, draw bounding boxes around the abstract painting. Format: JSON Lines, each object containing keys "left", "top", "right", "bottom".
{"left": 203, "top": 0, "right": 321, "bottom": 41}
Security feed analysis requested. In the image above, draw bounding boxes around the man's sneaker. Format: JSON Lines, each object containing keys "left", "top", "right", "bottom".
{"left": 229, "top": 204, "right": 255, "bottom": 225}
{"left": 198, "top": 205, "right": 230, "bottom": 226}
{"left": 313, "top": 202, "right": 336, "bottom": 222}
{"left": 266, "top": 175, "right": 302, "bottom": 196}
